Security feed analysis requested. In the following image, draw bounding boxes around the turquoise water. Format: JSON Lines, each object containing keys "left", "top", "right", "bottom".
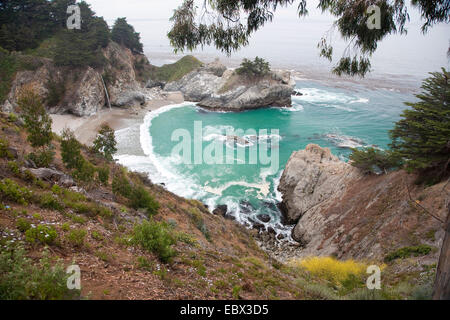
{"left": 117, "top": 79, "right": 415, "bottom": 238}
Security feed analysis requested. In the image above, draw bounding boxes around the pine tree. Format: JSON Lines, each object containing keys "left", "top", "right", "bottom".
{"left": 390, "top": 68, "right": 450, "bottom": 180}
{"left": 111, "top": 18, "right": 143, "bottom": 54}
{"left": 60, "top": 128, "right": 84, "bottom": 170}
{"left": 18, "top": 86, "right": 53, "bottom": 149}
{"left": 92, "top": 124, "right": 117, "bottom": 161}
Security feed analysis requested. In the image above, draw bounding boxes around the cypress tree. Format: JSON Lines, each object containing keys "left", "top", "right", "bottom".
{"left": 390, "top": 68, "right": 450, "bottom": 180}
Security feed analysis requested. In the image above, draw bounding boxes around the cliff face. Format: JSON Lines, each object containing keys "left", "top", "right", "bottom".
{"left": 164, "top": 60, "right": 295, "bottom": 111}
{"left": 2, "top": 42, "right": 147, "bottom": 117}
{"left": 278, "top": 144, "right": 446, "bottom": 261}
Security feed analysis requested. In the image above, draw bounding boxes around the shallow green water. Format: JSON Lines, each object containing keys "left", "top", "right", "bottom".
{"left": 117, "top": 79, "right": 414, "bottom": 238}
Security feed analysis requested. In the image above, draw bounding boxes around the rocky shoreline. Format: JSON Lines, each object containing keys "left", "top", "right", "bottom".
{"left": 164, "top": 59, "right": 296, "bottom": 111}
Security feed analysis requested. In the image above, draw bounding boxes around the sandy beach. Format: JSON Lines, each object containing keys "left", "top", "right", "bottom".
{"left": 51, "top": 92, "right": 184, "bottom": 146}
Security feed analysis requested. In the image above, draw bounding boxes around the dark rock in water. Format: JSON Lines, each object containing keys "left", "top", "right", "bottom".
{"left": 159, "top": 183, "right": 165, "bottom": 186}
{"left": 276, "top": 233, "right": 286, "bottom": 240}
{"left": 263, "top": 201, "right": 278, "bottom": 212}
{"left": 248, "top": 217, "right": 265, "bottom": 231}
{"left": 293, "top": 90, "right": 303, "bottom": 96}
{"left": 212, "top": 205, "right": 228, "bottom": 217}
{"left": 257, "top": 214, "right": 271, "bottom": 223}
{"left": 224, "top": 213, "right": 235, "bottom": 221}
{"left": 239, "top": 200, "right": 255, "bottom": 214}
{"left": 267, "top": 227, "right": 276, "bottom": 235}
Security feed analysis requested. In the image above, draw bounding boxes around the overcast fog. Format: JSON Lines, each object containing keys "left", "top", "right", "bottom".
{"left": 86, "top": 0, "right": 450, "bottom": 80}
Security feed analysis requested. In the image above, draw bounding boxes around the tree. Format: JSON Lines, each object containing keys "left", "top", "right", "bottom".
{"left": 60, "top": 128, "right": 84, "bottom": 170}
{"left": 53, "top": 3, "right": 110, "bottom": 68}
{"left": 236, "top": 57, "right": 270, "bottom": 77}
{"left": 349, "top": 147, "right": 402, "bottom": 174}
{"left": 390, "top": 68, "right": 450, "bottom": 181}
{"left": 111, "top": 18, "right": 143, "bottom": 54}
{"left": 17, "top": 86, "right": 54, "bottom": 167}
{"left": 92, "top": 123, "right": 117, "bottom": 161}
{"left": 167, "top": 0, "right": 450, "bottom": 77}
{"left": 18, "top": 86, "right": 53, "bottom": 148}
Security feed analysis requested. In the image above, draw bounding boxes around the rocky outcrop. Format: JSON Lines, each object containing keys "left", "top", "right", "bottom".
{"left": 278, "top": 144, "right": 446, "bottom": 261}
{"left": 278, "top": 144, "right": 361, "bottom": 226}
{"left": 21, "top": 167, "right": 75, "bottom": 187}
{"left": 102, "top": 42, "right": 145, "bottom": 108}
{"left": 2, "top": 42, "right": 148, "bottom": 116}
{"left": 164, "top": 60, "right": 295, "bottom": 111}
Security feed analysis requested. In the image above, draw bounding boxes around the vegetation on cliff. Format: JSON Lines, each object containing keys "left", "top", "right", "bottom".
{"left": 350, "top": 68, "right": 450, "bottom": 183}
{"left": 148, "top": 55, "right": 203, "bottom": 83}
{"left": 0, "top": 97, "right": 436, "bottom": 299}
{"left": 236, "top": 57, "right": 271, "bottom": 78}
{"left": 111, "top": 18, "right": 143, "bottom": 54}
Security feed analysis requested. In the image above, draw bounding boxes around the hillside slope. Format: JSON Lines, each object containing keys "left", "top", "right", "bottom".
{"left": 0, "top": 113, "right": 442, "bottom": 300}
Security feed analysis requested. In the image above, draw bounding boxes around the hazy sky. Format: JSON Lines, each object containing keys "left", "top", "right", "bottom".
{"left": 86, "top": 0, "right": 450, "bottom": 78}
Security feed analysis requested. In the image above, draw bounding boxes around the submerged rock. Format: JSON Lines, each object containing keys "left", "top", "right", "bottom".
{"left": 257, "top": 214, "right": 271, "bottom": 223}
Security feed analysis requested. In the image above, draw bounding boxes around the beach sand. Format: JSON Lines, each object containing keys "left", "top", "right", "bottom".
{"left": 51, "top": 92, "right": 184, "bottom": 146}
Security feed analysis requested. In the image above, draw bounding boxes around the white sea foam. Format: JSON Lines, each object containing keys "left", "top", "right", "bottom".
{"left": 324, "top": 133, "right": 366, "bottom": 149}
{"left": 294, "top": 87, "right": 368, "bottom": 110}
{"left": 115, "top": 101, "right": 293, "bottom": 241}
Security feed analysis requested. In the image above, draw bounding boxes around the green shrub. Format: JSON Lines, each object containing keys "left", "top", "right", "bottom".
{"left": 0, "top": 138, "right": 13, "bottom": 159}
{"left": 128, "top": 185, "right": 159, "bottom": 216}
{"left": 188, "top": 208, "right": 210, "bottom": 241}
{"left": 7, "top": 161, "right": 20, "bottom": 176}
{"left": 22, "top": 169, "right": 36, "bottom": 183}
{"left": 18, "top": 87, "right": 53, "bottom": 149}
{"left": 112, "top": 173, "right": 159, "bottom": 215}
{"left": 39, "top": 192, "right": 63, "bottom": 211}
{"left": 61, "top": 222, "right": 70, "bottom": 232}
{"left": 27, "top": 146, "right": 55, "bottom": 167}
{"left": 91, "top": 231, "right": 103, "bottom": 241}
{"left": 16, "top": 218, "right": 32, "bottom": 232}
{"left": 236, "top": 57, "right": 270, "bottom": 77}
{"left": 132, "top": 219, "right": 176, "bottom": 263}
{"left": 136, "top": 256, "right": 154, "bottom": 271}
{"left": 232, "top": 285, "right": 242, "bottom": 299}
{"left": 97, "top": 166, "right": 110, "bottom": 185}
{"left": 67, "top": 214, "right": 87, "bottom": 225}
{"left": 384, "top": 245, "right": 433, "bottom": 262}
{"left": 0, "top": 246, "right": 80, "bottom": 300}
{"left": 61, "top": 129, "right": 84, "bottom": 170}
{"left": 0, "top": 178, "right": 31, "bottom": 205}
{"left": 112, "top": 173, "right": 132, "bottom": 198}
{"left": 73, "top": 160, "right": 96, "bottom": 184}
{"left": 25, "top": 225, "right": 58, "bottom": 245}
{"left": 349, "top": 147, "right": 402, "bottom": 174}
{"left": 7, "top": 113, "right": 18, "bottom": 122}
{"left": 66, "top": 229, "right": 87, "bottom": 247}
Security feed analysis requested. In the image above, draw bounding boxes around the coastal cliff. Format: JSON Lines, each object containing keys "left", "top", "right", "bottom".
{"left": 277, "top": 144, "right": 446, "bottom": 262}
{"left": 164, "top": 60, "right": 295, "bottom": 111}
{"left": 2, "top": 42, "right": 152, "bottom": 117}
